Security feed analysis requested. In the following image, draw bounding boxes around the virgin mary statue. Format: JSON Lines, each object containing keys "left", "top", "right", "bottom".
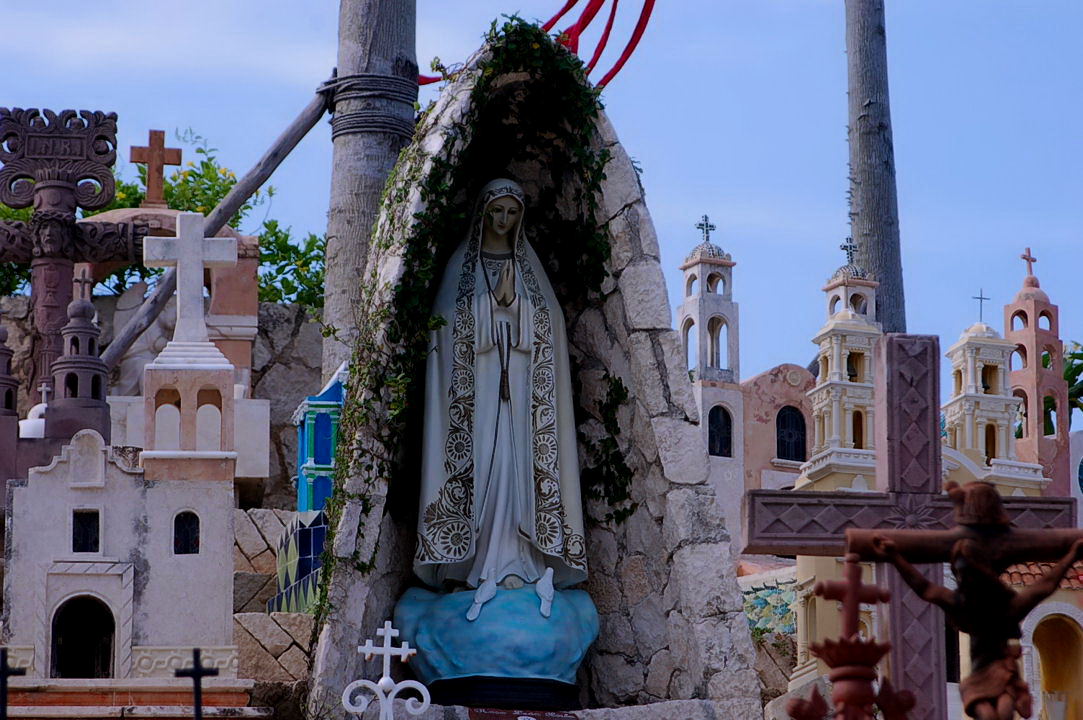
{"left": 414, "top": 178, "right": 587, "bottom": 620}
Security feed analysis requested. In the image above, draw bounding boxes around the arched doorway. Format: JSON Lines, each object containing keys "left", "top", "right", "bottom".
{"left": 1033, "top": 614, "right": 1083, "bottom": 719}
{"left": 51, "top": 595, "right": 115, "bottom": 678}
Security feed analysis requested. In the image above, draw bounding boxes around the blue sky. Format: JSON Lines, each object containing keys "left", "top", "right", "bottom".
{"left": 6, "top": 1, "right": 1082, "bottom": 404}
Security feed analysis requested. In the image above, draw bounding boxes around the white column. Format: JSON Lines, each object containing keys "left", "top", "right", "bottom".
{"left": 966, "top": 350, "right": 978, "bottom": 394}
{"left": 831, "top": 337, "right": 842, "bottom": 381}
{"left": 843, "top": 408, "right": 854, "bottom": 447}
{"left": 831, "top": 393, "right": 842, "bottom": 447}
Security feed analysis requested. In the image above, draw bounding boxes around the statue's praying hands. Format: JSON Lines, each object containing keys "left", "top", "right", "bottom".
{"left": 492, "top": 259, "right": 516, "bottom": 307}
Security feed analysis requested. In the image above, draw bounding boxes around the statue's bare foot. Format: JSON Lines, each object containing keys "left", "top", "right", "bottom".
{"left": 501, "top": 575, "right": 524, "bottom": 590}
{"left": 536, "top": 567, "right": 554, "bottom": 618}
{"left": 467, "top": 574, "right": 497, "bottom": 621}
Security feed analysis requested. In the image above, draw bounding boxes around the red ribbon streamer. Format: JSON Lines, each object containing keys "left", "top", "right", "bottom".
{"left": 596, "top": 0, "right": 654, "bottom": 88}
{"left": 586, "top": 0, "right": 619, "bottom": 74}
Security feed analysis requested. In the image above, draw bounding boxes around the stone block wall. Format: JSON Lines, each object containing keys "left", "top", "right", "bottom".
{"left": 234, "top": 612, "right": 314, "bottom": 682}
{"left": 234, "top": 508, "right": 296, "bottom": 613}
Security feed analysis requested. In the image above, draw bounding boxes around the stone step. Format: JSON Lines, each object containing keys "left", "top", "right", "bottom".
{"left": 9, "top": 678, "right": 260, "bottom": 712}
{"left": 8, "top": 706, "right": 271, "bottom": 719}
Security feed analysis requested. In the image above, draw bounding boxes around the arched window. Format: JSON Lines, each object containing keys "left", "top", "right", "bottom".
{"left": 88, "top": 338, "right": 96, "bottom": 356}
{"left": 1044, "top": 395, "right": 1058, "bottom": 437}
{"left": 682, "top": 318, "right": 697, "bottom": 373}
{"left": 1011, "top": 311, "right": 1028, "bottom": 331}
{"left": 70, "top": 337, "right": 80, "bottom": 355}
{"left": 852, "top": 411, "right": 864, "bottom": 450}
{"left": 64, "top": 373, "right": 78, "bottom": 399}
{"left": 706, "top": 273, "right": 723, "bottom": 294}
{"left": 829, "top": 295, "right": 841, "bottom": 315}
{"left": 707, "top": 317, "right": 728, "bottom": 370}
{"left": 984, "top": 424, "right": 997, "bottom": 465}
{"left": 1039, "top": 311, "right": 1053, "bottom": 331}
{"left": 685, "top": 274, "right": 698, "bottom": 297}
{"left": 777, "top": 406, "right": 807, "bottom": 462}
{"left": 849, "top": 293, "right": 868, "bottom": 315}
{"left": 1011, "top": 346, "right": 1027, "bottom": 371}
{"left": 173, "top": 512, "right": 200, "bottom": 555}
{"left": 981, "top": 365, "right": 998, "bottom": 394}
{"left": 847, "top": 353, "right": 865, "bottom": 383}
{"left": 1014, "top": 390, "right": 1028, "bottom": 438}
{"left": 1042, "top": 345, "right": 1059, "bottom": 372}
{"left": 708, "top": 406, "right": 732, "bottom": 458}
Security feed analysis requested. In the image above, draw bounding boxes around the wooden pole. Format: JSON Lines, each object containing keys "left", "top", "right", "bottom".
{"left": 102, "top": 90, "right": 330, "bottom": 370}
{"left": 319, "top": 0, "right": 418, "bottom": 381}
{"left": 846, "top": 0, "right": 906, "bottom": 333}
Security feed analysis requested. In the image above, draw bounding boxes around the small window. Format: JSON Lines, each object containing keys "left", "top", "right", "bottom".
{"left": 3, "top": 389, "right": 12, "bottom": 411}
{"left": 64, "top": 373, "right": 78, "bottom": 399}
{"left": 708, "top": 406, "right": 733, "bottom": 457}
{"left": 777, "top": 406, "right": 807, "bottom": 462}
{"left": 173, "top": 512, "right": 200, "bottom": 555}
{"left": 72, "top": 510, "right": 100, "bottom": 553}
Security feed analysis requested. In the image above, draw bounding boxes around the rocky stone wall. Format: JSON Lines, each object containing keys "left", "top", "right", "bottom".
{"left": 0, "top": 296, "right": 321, "bottom": 510}
{"left": 234, "top": 611, "right": 314, "bottom": 682}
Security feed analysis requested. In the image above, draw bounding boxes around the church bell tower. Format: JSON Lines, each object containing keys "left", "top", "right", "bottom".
{"left": 675, "top": 214, "right": 743, "bottom": 532}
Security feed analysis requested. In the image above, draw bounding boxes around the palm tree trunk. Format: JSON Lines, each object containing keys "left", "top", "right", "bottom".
{"left": 320, "top": 0, "right": 417, "bottom": 380}
{"left": 846, "top": 0, "right": 906, "bottom": 332}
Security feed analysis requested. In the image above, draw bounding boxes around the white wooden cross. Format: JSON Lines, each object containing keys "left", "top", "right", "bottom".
{"left": 143, "top": 212, "right": 236, "bottom": 343}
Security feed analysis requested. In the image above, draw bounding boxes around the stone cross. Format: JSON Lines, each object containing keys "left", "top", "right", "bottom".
{"left": 1020, "top": 246, "right": 1037, "bottom": 276}
{"left": 0, "top": 647, "right": 27, "bottom": 720}
{"left": 745, "top": 334, "right": 1076, "bottom": 720}
{"left": 130, "top": 130, "right": 181, "bottom": 208}
{"left": 72, "top": 270, "right": 94, "bottom": 302}
{"left": 695, "top": 214, "right": 715, "bottom": 244}
{"left": 971, "top": 288, "right": 989, "bottom": 323}
{"left": 143, "top": 212, "right": 236, "bottom": 343}
{"left": 175, "top": 648, "right": 218, "bottom": 720}
{"left": 36, "top": 383, "right": 51, "bottom": 405}
{"left": 0, "top": 108, "right": 148, "bottom": 402}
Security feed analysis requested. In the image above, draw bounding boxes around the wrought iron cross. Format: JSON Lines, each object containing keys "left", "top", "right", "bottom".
{"left": 972, "top": 288, "right": 990, "bottom": 323}
{"left": 1021, "top": 246, "right": 1038, "bottom": 276}
{"left": 175, "top": 648, "right": 218, "bottom": 720}
{"left": 695, "top": 214, "right": 715, "bottom": 244}
{"left": 0, "top": 647, "right": 27, "bottom": 720}
{"left": 131, "top": 130, "right": 181, "bottom": 208}
{"left": 840, "top": 236, "right": 857, "bottom": 264}
{"left": 72, "top": 269, "right": 94, "bottom": 301}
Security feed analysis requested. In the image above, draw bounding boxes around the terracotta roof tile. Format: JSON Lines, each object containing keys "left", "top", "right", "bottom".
{"left": 1002, "top": 561, "right": 1083, "bottom": 590}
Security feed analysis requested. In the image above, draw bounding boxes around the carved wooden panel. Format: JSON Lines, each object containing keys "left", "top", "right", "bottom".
{"left": 875, "top": 334, "right": 942, "bottom": 495}
{"left": 880, "top": 562, "right": 947, "bottom": 720}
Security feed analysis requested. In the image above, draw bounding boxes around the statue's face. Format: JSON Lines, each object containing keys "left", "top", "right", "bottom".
{"left": 484, "top": 196, "right": 522, "bottom": 239}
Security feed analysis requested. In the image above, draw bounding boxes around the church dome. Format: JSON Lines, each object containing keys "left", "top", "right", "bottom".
{"left": 961, "top": 321, "right": 999, "bottom": 340}
{"left": 685, "top": 241, "right": 730, "bottom": 264}
{"left": 830, "top": 263, "right": 868, "bottom": 282}
{"left": 1014, "top": 274, "right": 1049, "bottom": 304}
{"left": 66, "top": 298, "right": 96, "bottom": 321}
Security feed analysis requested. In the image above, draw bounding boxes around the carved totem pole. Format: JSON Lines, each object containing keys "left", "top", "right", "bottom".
{"left": 0, "top": 108, "right": 147, "bottom": 401}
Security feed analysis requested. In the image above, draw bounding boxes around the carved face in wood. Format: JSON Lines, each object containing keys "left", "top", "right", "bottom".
{"left": 483, "top": 196, "right": 522, "bottom": 240}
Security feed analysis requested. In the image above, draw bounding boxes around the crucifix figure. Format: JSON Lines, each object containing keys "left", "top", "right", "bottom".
{"left": 745, "top": 334, "right": 1077, "bottom": 720}
{"left": 851, "top": 482, "right": 1083, "bottom": 720}
{"left": 130, "top": 130, "right": 181, "bottom": 208}
{"left": 1020, "top": 247, "right": 1037, "bottom": 277}
{"left": 695, "top": 213, "right": 715, "bottom": 244}
{"left": 0, "top": 108, "right": 148, "bottom": 401}
{"left": 143, "top": 212, "right": 236, "bottom": 344}
{"left": 175, "top": 648, "right": 219, "bottom": 720}
{"left": 972, "top": 288, "right": 990, "bottom": 323}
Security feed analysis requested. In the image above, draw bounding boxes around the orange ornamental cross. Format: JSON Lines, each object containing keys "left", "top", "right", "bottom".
{"left": 130, "top": 130, "right": 181, "bottom": 208}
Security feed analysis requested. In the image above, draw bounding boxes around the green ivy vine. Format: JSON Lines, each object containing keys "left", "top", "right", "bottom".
{"left": 315, "top": 17, "right": 634, "bottom": 626}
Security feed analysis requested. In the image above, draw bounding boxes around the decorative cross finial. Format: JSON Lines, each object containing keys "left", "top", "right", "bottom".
{"left": 143, "top": 212, "right": 236, "bottom": 343}
{"left": 72, "top": 269, "right": 94, "bottom": 301}
{"left": 342, "top": 620, "right": 431, "bottom": 720}
{"left": 131, "top": 130, "right": 181, "bottom": 209}
{"left": 695, "top": 214, "right": 716, "bottom": 244}
{"left": 972, "top": 288, "right": 990, "bottom": 323}
{"left": 0, "top": 647, "right": 27, "bottom": 720}
{"left": 175, "top": 648, "right": 219, "bottom": 720}
{"left": 840, "top": 237, "right": 857, "bottom": 265}
{"left": 37, "top": 382, "right": 51, "bottom": 405}
{"left": 1021, "top": 247, "right": 1037, "bottom": 276}
{"left": 813, "top": 553, "right": 890, "bottom": 639}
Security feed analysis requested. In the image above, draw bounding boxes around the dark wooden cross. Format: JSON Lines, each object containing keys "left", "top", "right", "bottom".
{"left": 175, "top": 648, "right": 218, "bottom": 720}
{"left": 695, "top": 214, "right": 715, "bottom": 244}
{"left": 972, "top": 288, "right": 990, "bottom": 323}
{"left": 0, "top": 647, "right": 27, "bottom": 720}
{"left": 840, "top": 236, "right": 857, "bottom": 265}
{"left": 0, "top": 108, "right": 148, "bottom": 401}
{"left": 1020, "top": 246, "right": 1037, "bottom": 276}
{"left": 130, "top": 130, "right": 181, "bottom": 208}
{"left": 745, "top": 334, "right": 1076, "bottom": 720}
